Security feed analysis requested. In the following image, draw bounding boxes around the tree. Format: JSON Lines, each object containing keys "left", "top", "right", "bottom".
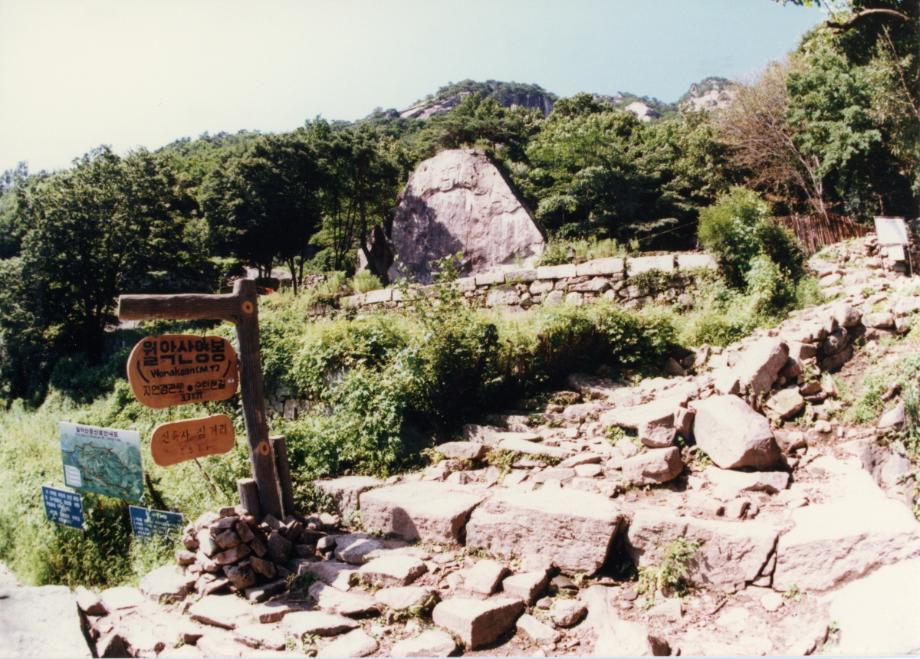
{"left": 0, "top": 147, "right": 215, "bottom": 400}
{"left": 786, "top": 31, "right": 884, "bottom": 218}
{"left": 410, "top": 93, "right": 542, "bottom": 163}
{"left": 0, "top": 163, "right": 32, "bottom": 259}
{"left": 304, "top": 122, "right": 402, "bottom": 274}
{"left": 201, "top": 134, "right": 322, "bottom": 291}
{"left": 717, "top": 62, "right": 832, "bottom": 219}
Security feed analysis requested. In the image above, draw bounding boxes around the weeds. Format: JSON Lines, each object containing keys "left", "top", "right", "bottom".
{"left": 637, "top": 537, "right": 702, "bottom": 598}
{"left": 485, "top": 449, "right": 518, "bottom": 475}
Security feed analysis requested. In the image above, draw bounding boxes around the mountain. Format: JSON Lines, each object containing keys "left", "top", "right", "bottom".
{"left": 390, "top": 77, "right": 738, "bottom": 123}
{"left": 399, "top": 80, "right": 557, "bottom": 119}
{"left": 677, "top": 76, "right": 738, "bottom": 112}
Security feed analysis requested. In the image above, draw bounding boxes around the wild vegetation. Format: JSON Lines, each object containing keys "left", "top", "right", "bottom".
{"left": 0, "top": 0, "right": 916, "bottom": 587}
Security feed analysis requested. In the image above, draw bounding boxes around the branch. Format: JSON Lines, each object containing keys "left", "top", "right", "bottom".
{"left": 827, "top": 8, "right": 911, "bottom": 32}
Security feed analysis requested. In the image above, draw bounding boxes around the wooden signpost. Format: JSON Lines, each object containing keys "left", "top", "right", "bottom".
{"left": 127, "top": 335, "right": 238, "bottom": 408}
{"left": 118, "top": 279, "right": 289, "bottom": 520}
{"left": 150, "top": 414, "right": 235, "bottom": 467}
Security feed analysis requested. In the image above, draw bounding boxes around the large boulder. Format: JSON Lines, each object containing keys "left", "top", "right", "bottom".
{"left": 358, "top": 482, "right": 487, "bottom": 544}
{"left": 464, "top": 488, "right": 623, "bottom": 573}
{"left": 773, "top": 486, "right": 920, "bottom": 593}
{"left": 733, "top": 337, "right": 789, "bottom": 396}
{"left": 626, "top": 508, "right": 778, "bottom": 592}
{"left": 389, "top": 149, "right": 545, "bottom": 282}
{"left": 692, "top": 395, "right": 782, "bottom": 470}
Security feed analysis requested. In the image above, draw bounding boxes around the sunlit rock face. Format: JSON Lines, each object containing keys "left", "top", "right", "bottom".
{"left": 389, "top": 148, "right": 544, "bottom": 283}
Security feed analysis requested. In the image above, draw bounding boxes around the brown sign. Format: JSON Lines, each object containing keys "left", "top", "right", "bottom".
{"left": 127, "top": 335, "right": 239, "bottom": 409}
{"left": 150, "top": 414, "right": 236, "bottom": 466}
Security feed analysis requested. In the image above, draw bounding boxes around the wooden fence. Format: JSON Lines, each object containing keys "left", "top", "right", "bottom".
{"left": 775, "top": 213, "right": 871, "bottom": 254}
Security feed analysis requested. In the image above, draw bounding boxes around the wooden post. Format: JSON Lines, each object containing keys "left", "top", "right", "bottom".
{"left": 118, "top": 279, "right": 285, "bottom": 519}
{"left": 237, "top": 478, "right": 261, "bottom": 519}
{"left": 270, "top": 435, "right": 295, "bottom": 518}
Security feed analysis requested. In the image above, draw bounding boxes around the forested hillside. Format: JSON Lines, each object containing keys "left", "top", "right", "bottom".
{"left": 0, "top": 1, "right": 915, "bottom": 406}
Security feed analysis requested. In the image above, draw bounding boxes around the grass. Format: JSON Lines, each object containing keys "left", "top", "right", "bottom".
{"left": 0, "top": 386, "right": 246, "bottom": 587}
{"left": 537, "top": 238, "right": 629, "bottom": 266}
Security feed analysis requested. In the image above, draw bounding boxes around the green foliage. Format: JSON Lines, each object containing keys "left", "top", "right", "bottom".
{"left": 521, "top": 104, "right": 727, "bottom": 245}
{"left": 351, "top": 271, "right": 383, "bottom": 293}
{"left": 537, "top": 238, "right": 627, "bottom": 265}
{"left": 637, "top": 537, "right": 701, "bottom": 597}
{"left": 698, "top": 187, "right": 804, "bottom": 289}
{"left": 301, "top": 121, "right": 403, "bottom": 274}
{"left": 850, "top": 352, "right": 920, "bottom": 458}
{"left": 200, "top": 133, "right": 322, "bottom": 290}
{"left": 1, "top": 148, "right": 219, "bottom": 402}
{"left": 485, "top": 449, "right": 518, "bottom": 475}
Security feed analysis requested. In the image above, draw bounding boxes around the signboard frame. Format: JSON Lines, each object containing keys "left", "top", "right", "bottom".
{"left": 60, "top": 422, "right": 144, "bottom": 503}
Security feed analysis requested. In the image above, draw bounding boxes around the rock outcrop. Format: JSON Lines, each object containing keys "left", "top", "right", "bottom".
{"left": 389, "top": 149, "right": 545, "bottom": 283}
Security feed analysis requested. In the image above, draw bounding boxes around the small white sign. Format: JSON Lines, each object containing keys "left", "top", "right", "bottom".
{"left": 63, "top": 464, "right": 82, "bottom": 488}
{"left": 874, "top": 217, "right": 909, "bottom": 246}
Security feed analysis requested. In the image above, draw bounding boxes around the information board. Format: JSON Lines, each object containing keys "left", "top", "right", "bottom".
{"left": 874, "top": 216, "right": 909, "bottom": 246}
{"left": 41, "top": 485, "right": 84, "bottom": 529}
{"left": 127, "top": 335, "right": 239, "bottom": 409}
{"left": 128, "top": 505, "right": 184, "bottom": 540}
{"left": 60, "top": 422, "right": 144, "bottom": 503}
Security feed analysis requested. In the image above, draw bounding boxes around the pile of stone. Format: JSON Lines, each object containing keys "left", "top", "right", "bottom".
{"left": 179, "top": 506, "right": 337, "bottom": 600}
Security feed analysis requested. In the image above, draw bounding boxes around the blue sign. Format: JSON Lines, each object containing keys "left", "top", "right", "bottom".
{"left": 42, "top": 485, "right": 84, "bottom": 529}
{"left": 129, "top": 505, "right": 184, "bottom": 541}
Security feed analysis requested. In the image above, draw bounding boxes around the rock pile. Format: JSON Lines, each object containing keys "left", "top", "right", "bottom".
{"left": 178, "top": 507, "right": 338, "bottom": 601}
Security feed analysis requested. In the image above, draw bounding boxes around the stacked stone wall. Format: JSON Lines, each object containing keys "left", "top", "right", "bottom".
{"left": 341, "top": 252, "right": 717, "bottom": 313}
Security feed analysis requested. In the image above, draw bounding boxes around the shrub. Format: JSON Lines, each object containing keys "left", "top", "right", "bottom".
{"left": 351, "top": 271, "right": 383, "bottom": 293}
{"left": 698, "top": 187, "right": 804, "bottom": 288}
{"left": 537, "top": 238, "right": 626, "bottom": 266}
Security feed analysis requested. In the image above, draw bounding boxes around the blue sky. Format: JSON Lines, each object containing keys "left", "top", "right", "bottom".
{"left": 0, "top": 0, "right": 823, "bottom": 173}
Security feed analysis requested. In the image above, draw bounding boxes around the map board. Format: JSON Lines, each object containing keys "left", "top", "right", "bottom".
{"left": 60, "top": 422, "right": 144, "bottom": 503}
{"left": 150, "top": 414, "right": 235, "bottom": 466}
{"left": 41, "top": 485, "right": 84, "bottom": 529}
{"left": 127, "top": 335, "right": 239, "bottom": 409}
{"left": 129, "top": 505, "right": 184, "bottom": 540}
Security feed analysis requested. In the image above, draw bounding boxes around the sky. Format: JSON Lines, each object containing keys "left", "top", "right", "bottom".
{"left": 0, "top": 0, "right": 824, "bottom": 174}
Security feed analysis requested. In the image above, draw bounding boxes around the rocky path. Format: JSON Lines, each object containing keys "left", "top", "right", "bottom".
{"left": 0, "top": 563, "right": 91, "bottom": 658}
{"left": 72, "top": 235, "right": 920, "bottom": 657}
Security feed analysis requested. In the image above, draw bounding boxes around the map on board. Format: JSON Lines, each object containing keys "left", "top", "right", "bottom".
{"left": 60, "top": 422, "right": 144, "bottom": 503}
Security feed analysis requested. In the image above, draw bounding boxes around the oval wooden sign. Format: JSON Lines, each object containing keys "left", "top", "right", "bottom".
{"left": 150, "top": 414, "right": 236, "bottom": 466}
{"left": 127, "top": 335, "right": 239, "bottom": 409}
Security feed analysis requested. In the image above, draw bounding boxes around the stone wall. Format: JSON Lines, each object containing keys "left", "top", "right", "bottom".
{"left": 342, "top": 252, "right": 717, "bottom": 313}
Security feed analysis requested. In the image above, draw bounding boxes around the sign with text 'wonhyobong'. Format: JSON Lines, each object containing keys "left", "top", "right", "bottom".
{"left": 127, "top": 335, "right": 238, "bottom": 409}
{"left": 150, "top": 414, "right": 235, "bottom": 466}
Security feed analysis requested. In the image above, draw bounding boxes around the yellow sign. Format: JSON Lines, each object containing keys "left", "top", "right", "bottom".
{"left": 150, "top": 414, "right": 236, "bottom": 466}
{"left": 127, "top": 335, "right": 238, "bottom": 409}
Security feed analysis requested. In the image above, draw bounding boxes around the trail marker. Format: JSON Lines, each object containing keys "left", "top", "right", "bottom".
{"left": 118, "top": 280, "right": 289, "bottom": 519}
{"left": 127, "top": 334, "right": 238, "bottom": 408}
{"left": 128, "top": 505, "right": 184, "bottom": 540}
{"left": 150, "top": 414, "right": 235, "bottom": 466}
